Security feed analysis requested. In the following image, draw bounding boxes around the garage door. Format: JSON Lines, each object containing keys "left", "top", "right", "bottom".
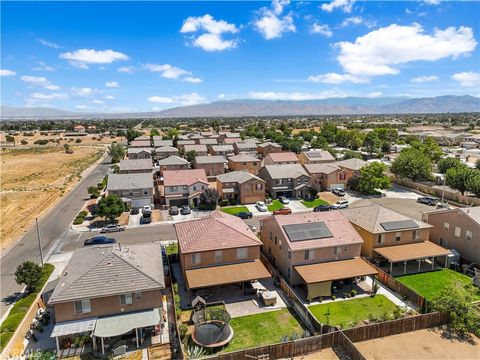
{"left": 329, "top": 184, "right": 345, "bottom": 190}
{"left": 131, "top": 197, "right": 151, "bottom": 208}
{"left": 169, "top": 199, "right": 188, "bottom": 207}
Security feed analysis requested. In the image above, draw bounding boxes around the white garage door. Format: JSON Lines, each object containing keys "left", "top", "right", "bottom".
{"left": 131, "top": 197, "right": 151, "bottom": 208}
{"left": 329, "top": 183, "right": 345, "bottom": 190}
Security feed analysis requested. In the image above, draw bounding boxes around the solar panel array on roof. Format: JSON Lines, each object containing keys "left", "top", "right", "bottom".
{"left": 283, "top": 222, "right": 333, "bottom": 242}
{"left": 380, "top": 219, "right": 419, "bottom": 231}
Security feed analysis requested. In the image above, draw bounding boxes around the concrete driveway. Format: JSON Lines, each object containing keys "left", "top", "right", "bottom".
{"left": 246, "top": 204, "right": 271, "bottom": 216}
{"left": 286, "top": 200, "right": 309, "bottom": 213}
{"left": 128, "top": 213, "right": 142, "bottom": 226}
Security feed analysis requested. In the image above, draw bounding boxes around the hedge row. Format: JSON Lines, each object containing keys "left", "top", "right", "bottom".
{"left": 73, "top": 210, "right": 89, "bottom": 225}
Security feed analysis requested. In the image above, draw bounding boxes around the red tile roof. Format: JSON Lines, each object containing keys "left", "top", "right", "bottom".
{"left": 175, "top": 210, "right": 262, "bottom": 253}
{"left": 163, "top": 169, "right": 208, "bottom": 187}
{"left": 266, "top": 152, "right": 298, "bottom": 162}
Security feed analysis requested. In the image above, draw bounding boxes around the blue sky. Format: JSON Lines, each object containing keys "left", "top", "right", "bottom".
{"left": 1, "top": 1, "right": 479, "bottom": 112}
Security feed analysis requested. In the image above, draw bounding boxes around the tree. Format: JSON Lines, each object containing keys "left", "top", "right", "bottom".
{"left": 109, "top": 143, "right": 125, "bottom": 163}
{"left": 347, "top": 129, "right": 363, "bottom": 150}
{"left": 391, "top": 148, "right": 433, "bottom": 181}
{"left": 310, "top": 136, "right": 328, "bottom": 150}
{"left": 466, "top": 170, "right": 480, "bottom": 197}
{"left": 363, "top": 132, "right": 381, "bottom": 154}
{"left": 5, "top": 135, "right": 15, "bottom": 145}
{"left": 381, "top": 141, "right": 391, "bottom": 153}
{"left": 437, "top": 157, "right": 463, "bottom": 174}
{"left": 150, "top": 128, "right": 160, "bottom": 138}
{"left": 342, "top": 150, "right": 363, "bottom": 160}
{"left": 418, "top": 137, "right": 443, "bottom": 163}
{"left": 15, "top": 261, "right": 42, "bottom": 293}
{"left": 320, "top": 122, "right": 337, "bottom": 143}
{"left": 88, "top": 186, "right": 100, "bottom": 198}
{"left": 199, "top": 188, "right": 220, "bottom": 209}
{"left": 185, "top": 150, "right": 197, "bottom": 162}
{"left": 446, "top": 165, "right": 472, "bottom": 195}
{"left": 126, "top": 129, "right": 142, "bottom": 144}
{"left": 476, "top": 159, "right": 480, "bottom": 171}
{"left": 97, "top": 195, "right": 125, "bottom": 222}
{"left": 357, "top": 162, "right": 391, "bottom": 194}
{"left": 111, "top": 164, "right": 120, "bottom": 174}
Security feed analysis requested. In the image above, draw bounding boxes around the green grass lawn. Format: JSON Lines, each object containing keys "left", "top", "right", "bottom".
{"left": 220, "top": 206, "right": 249, "bottom": 215}
{"left": 302, "top": 198, "right": 330, "bottom": 208}
{"left": 267, "top": 200, "right": 284, "bottom": 212}
{"left": 308, "top": 295, "right": 399, "bottom": 329}
{"left": 396, "top": 269, "right": 480, "bottom": 301}
{"left": 221, "top": 309, "right": 304, "bottom": 353}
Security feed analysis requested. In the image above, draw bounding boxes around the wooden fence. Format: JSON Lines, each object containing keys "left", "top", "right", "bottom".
{"left": 334, "top": 331, "right": 366, "bottom": 360}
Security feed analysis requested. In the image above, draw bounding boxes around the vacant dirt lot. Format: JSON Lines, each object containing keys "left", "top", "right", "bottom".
{"left": 0, "top": 145, "right": 104, "bottom": 249}
{"left": 355, "top": 327, "right": 480, "bottom": 360}
{"left": 0, "top": 131, "right": 124, "bottom": 147}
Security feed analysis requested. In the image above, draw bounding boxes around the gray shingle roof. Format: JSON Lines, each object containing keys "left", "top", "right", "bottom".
{"left": 119, "top": 159, "right": 153, "bottom": 172}
{"left": 107, "top": 173, "right": 153, "bottom": 191}
{"left": 217, "top": 171, "right": 263, "bottom": 184}
{"left": 304, "top": 150, "right": 335, "bottom": 161}
{"left": 155, "top": 145, "right": 179, "bottom": 153}
{"left": 153, "top": 139, "right": 173, "bottom": 147}
{"left": 228, "top": 154, "right": 259, "bottom": 163}
{"left": 194, "top": 155, "right": 226, "bottom": 164}
{"left": 262, "top": 164, "right": 309, "bottom": 179}
{"left": 49, "top": 243, "right": 165, "bottom": 303}
{"left": 211, "top": 145, "right": 234, "bottom": 152}
{"left": 258, "top": 142, "right": 281, "bottom": 148}
{"left": 304, "top": 163, "right": 341, "bottom": 175}
{"left": 336, "top": 158, "right": 367, "bottom": 171}
{"left": 158, "top": 155, "right": 189, "bottom": 166}
{"left": 127, "top": 147, "right": 152, "bottom": 154}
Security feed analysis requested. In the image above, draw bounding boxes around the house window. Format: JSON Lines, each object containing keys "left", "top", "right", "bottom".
{"left": 377, "top": 234, "right": 385, "bottom": 244}
{"left": 454, "top": 227, "right": 461, "bottom": 238}
{"left": 288, "top": 251, "right": 292, "bottom": 259}
{"left": 120, "top": 293, "right": 133, "bottom": 305}
{"left": 339, "top": 173, "right": 347, "bottom": 181}
{"left": 256, "top": 183, "right": 263, "bottom": 190}
{"left": 128, "top": 191, "right": 133, "bottom": 196}
{"left": 74, "top": 299, "right": 91, "bottom": 314}
{"left": 334, "top": 246, "right": 341, "bottom": 255}
{"left": 287, "top": 268, "right": 291, "bottom": 279}
{"left": 276, "top": 179, "right": 281, "bottom": 185}
{"left": 412, "top": 230, "right": 420, "bottom": 241}
{"left": 253, "top": 162, "right": 257, "bottom": 166}
{"left": 274, "top": 236, "right": 278, "bottom": 245}
{"left": 191, "top": 253, "right": 201, "bottom": 265}
{"left": 444, "top": 222, "right": 449, "bottom": 231}
{"left": 193, "top": 186, "right": 197, "bottom": 191}
{"left": 171, "top": 186, "right": 177, "bottom": 192}
{"left": 343, "top": 246, "right": 348, "bottom": 252}
{"left": 144, "top": 190, "right": 148, "bottom": 195}
{"left": 243, "top": 162, "right": 247, "bottom": 165}
{"left": 465, "top": 230, "right": 472, "bottom": 241}
{"left": 215, "top": 250, "right": 223, "bottom": 262}
{"left": 269, "top": 231, "right": 273, "bottom": 240}
{"left": 135, "top": 292, "right": 142, "bottom": 300}
{"left": 304, "top": 249, "right": 314, "bottom": 260}
{"left": 395, "top": 232, "right": 401, "bottom": 241}
{"left": 237, "top": 248, "right": 248, "bottom": 260}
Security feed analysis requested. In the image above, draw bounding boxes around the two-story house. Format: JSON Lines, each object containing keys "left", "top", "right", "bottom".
{"left": 119, "top": 159, "right": 153, "bottom": 174}
{"left": 163, "top": 169, "right": 209, "bottom": 207}
{"left": 259, "top": 164, "right": 312, "bottom": 199}
{"left": 227, "top": 154, "right": 262, "bottom": 175}
{"left": 155, "top": 146, "right": 179, "bottom": 160}
{"left": 257, "top": 142, "right": 282, "bottom": 158}
{"left": 157, "top": 156, "right": 189, "bottom": 176}
{"left": 217, "top": 171, "right": 266, "bottom": 205}
{"left": 152, "top": 138, "right": 173, "bottom": 148}
{"left": 107, "top": 173, "right": 153, "bottom": 208}
{"left": 130, "top": 139, "right": 151, "bottom": 148}
{"left": 263, "top": 152, "right": 299, "bottom": 165}
{"left": 342, "top": 203, "right": 449, "bottom": 275}
{"left": 128, "top": 148, "right": 152, "bottom": 160}
{"left": 260, "top": 212, "right": 377, "bottom": 300}
{"left": 298, "top": 150, "right": 335, "bottom": 165}
{"left": 335, "top": 158, "right": 366, "bottom": 178}
{"left": 184, "top": 144, "right": 208, "bottom": 157}
{"left": 175, "top": 211, "right": 270, "bottom": 291}
{"left": 192, "top": 155, "right": 226, "bottom": 179}
{"left": 304, "top": 163, "right": 348, "bottom": 191}
{"left": 422, "top": 207, "right": 480, "bottom": 264}
{"left": 233, "top": 141, "right": 257, "bottom": 155}
{"left": 49, "top": 243, "right": 165, "bottom": 355}
{"left": 210, "top": 144, "right": 235, "bottom": 157}
{"left": 176, "top": 140, "right": 196, "bottom": 153}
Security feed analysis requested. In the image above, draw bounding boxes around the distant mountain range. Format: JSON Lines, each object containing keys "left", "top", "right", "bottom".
{"left": 2, "top": 95, "right": 479, "bottom": 120}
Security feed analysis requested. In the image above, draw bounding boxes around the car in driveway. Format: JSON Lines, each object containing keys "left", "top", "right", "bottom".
{"left": 141, "top": 212, "right": 152, "bottom": 224}
{"left": 417, "top": 196, "right": 439, "bottom": 206}
{"left": 130, "top": 208, "right": 140, "bottom": 215}
{"left": 255, "top": 201, "right": 268, "bottom": 212}
{"left": 331, "top": 200, "right": 349, "bottom": 209}
{"left": 169, "top": 206, "right": 179, "bottom": 216}
{"left": 143, "top": 205, "right": 152, "bottom": 213}
{"left": 180, "top": 205, "right": 191, "bottom": 215}
{"left": 279, "top": 196, "right": 290, "bottom": 205}
{"left": 84, "top": 236, "right": 116, "bottom": 246}
{"left": 313, "top": 204, "right": 331, "bottom": 212}
{"left": 236, "top": 211, "right": 253, "bottom": 219}
{"left": 332, "top": 188, "right": 346, "bottom": 196}
{"left": 100, "top": 224, "right": 126, "bottom": 233}
{"left": 273, "top": 207, "right": 292, "bottom": 215}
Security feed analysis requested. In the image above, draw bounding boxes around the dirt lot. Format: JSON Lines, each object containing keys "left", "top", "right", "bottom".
{"left": 355, "top": 327, "right": 480, "bottom": 360}
{"left": 0, "top": 145, "right": 105, "bottom": 249}
{"left": 293, "top": 347, "right": 339, "bottom": 359}
{"left": 1, "top": 131, "right": 124, "bottom": 147}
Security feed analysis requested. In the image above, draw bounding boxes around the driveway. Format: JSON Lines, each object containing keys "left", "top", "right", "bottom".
{"left": 286, "top": 200, "right": 309, "bottom": 213}
{"left": 246, "top": 204, "right": 271, "bottom": 216}
{"left": 128, "top": 213, "right": 142, "bottom": 226}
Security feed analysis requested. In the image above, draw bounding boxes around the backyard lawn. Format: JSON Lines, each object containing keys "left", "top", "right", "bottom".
{"left": 302, "top": 198, "right": 330, "bottom": 208}
{"left": 267, "top": 200, "right": 284, "bottom": 212}
{"left": 221, "top": 309, "right": 304, "bottom": 353}
{"left": 220, "top": 206, "right": 249, "bottom": 215}
{"left": 396, "top": 269, "right": 480, "bottom": 301}
{"left": 308, "top": 295, "right": 400, "bottom": 329}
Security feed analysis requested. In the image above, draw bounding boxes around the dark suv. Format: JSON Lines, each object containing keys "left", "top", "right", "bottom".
{"left": 84, "top": 236, "right": 116, "bottom": 246}
{"left": 236, "top": 211, "right": 253, "bottom": 219}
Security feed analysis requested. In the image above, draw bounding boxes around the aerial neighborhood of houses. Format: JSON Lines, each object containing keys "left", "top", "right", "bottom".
{"left": 2, "top": 120, "right": 480, "bottom": 360}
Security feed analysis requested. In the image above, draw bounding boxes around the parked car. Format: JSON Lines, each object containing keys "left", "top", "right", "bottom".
{"left": 273, "top": 207, "right": 292, "bottom": 215}
{"left": 180, "top": 205, "right": 191, "bottom": 215}
{"left": 143, "top": 205, "right": 152, "bottom": 213}
{"left": 236, "top": 211, "right": 253, "bottom": 219}
{"left": 84, "top": 236, "right": 116, "bottom": 246}
{"left": 332, "top": 188, "right": 346, "bottom": 196}
{"left": 436, "top": 202, "right": 452, "bottom": 209}
{"left": 141, "top": 212, "right": 152, "bottom": 224}
{"left": 248, "top": 224, "right": 257, "bottom": 232}
{"left": 130, "top": 208, "right": 139, "bottom": 215}
{"left": 331, "top": 200, "right": 349, "bottom": 209}
{"left": 255, "top": 201, "right": 268, "bottom": 212}
{"left": 279, "top": 196, "right": 290, "bottom": 205}
{"left": 313, "top": 204, "right": 331, "bottom": 212}
{"left": 100, "top": 224, "right": 126, "bottom": 233}
{"left": 169, "top": 206, "right": 179, "bottom": 216}
{"left": 417, "top": 196, "right": 439, "bottom": 206}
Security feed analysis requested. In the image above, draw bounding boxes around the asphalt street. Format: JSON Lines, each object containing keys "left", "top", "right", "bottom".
{"left": 0, "top": 155, "right": 111, "bottom": 317}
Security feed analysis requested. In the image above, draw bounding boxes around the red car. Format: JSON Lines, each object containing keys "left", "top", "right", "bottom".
{"left": 273, "top": 207, "right": 292, "bottom": 215}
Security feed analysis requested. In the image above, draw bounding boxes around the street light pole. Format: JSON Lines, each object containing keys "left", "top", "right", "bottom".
{"left": 441, "top": 176, "right": 446, "bottom": 206}
{"left": 35, "top": 218, "right": 44, "bottom": 267}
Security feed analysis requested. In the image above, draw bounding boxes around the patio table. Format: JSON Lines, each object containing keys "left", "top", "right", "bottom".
{"left": 260, "top": 291, "right": 277, "bottom": 306}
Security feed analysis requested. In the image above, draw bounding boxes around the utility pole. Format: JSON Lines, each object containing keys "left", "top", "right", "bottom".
{"left": 35, "top": 218, "right": 44, "bottom": 267}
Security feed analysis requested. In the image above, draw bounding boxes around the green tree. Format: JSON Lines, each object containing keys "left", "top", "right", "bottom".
{"left": 88, "top": 186, "right": 100, "bottom": 199}
{"left": 381, "top": 141, "right": 391, "bottom": 153}
{"left": 111, "top": 164, "right": 120, "bottom": 174}
{"left": 150, "top": 128, "right": 160, "bottom": 137}
{"left": 335, "top": 130, "right": 350, "bottom": 147}
{"left": 5, "top": 135, "right": 15, "bottom": 145}
{"left": 15, "top": 261, "right": 42, "bottom": 293}
{"left": 108, "top": 143, "right": 125, "bottom": 163}
{"left": 97, "top": 195, "right": 125, "bottom": 222}
{"left": 437, "top": 157, "right": 463, "bottom": 174}
{"left": 185, "top": 150, "right": 197, "bottom": 162}
{"left": 342, "top": 150, "right": 363, "bottom": 160}
{"left": 199, "top": 188, "right": 220, "bottom": 209}
{"left": 363, "top": 131, "right": 381, "bottom": 154}
{"left": 466, "top": 170, "right": 480, "bottom": 197}
{"left": 418, "top": 137, "right": 443, "bottom": 163}
{"left": 310, "top": 136, "right": 328, "bottom": 150}
{"left": 357, "top": 162, "right": 391, "bottom": 194}
{"left": 476, "top": 159, "right": 480, "bottom": 171}
{"left": 347, "top": 129, "right": 364, "bottom": 150}
{"left": 391, "top": 148, "right": 433, "bottom": 181}
{"left": 446, "top": 165, "right": 472, "bottom": 195}
{"left": 320, "top": 122, "right": 337, "bottom": 143}
{"left": 126, "top": 129, "right": 142, "bottom": 144}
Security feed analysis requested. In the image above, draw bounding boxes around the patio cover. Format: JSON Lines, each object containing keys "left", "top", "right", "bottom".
{"left": 185, "top": 260, "right": 270, "bottom": 289}
{"left": 51, "top": 318, "right": 97, "bottom": 337}
{"left": 93, "top": 308, "right": 161, "bottom": 338}
{"left": 374, "top": 241, "right": 450, "bottom": 262}
{"left": 294, "top": 257, "right": 378, "bottom": 284}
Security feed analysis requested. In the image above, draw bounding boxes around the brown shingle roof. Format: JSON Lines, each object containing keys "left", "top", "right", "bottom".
{"left": 303, "top": 150, "right": 335, "bottom": 162}
{"left": 304, "top": 163, "right": 341, "bottom": 175}
{"left": 163, "top": 169, "right": 208, "bottom": 187}
{"left": 266, "top": 152, "right": 298, "bottom": 163}
{"left": 184, "top": 144, "right": 208, "bottom": 153}
{"left": 336, "top": 158, "right": 367, "bottom": 171}
{"left": 228, "top": 154, "right": 259, "bottom": 163}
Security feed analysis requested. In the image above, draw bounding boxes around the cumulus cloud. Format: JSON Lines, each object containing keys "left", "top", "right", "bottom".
{"left": 335, "top": 24, "right": 477, "bottom": 77}
{"left": 411, "top": 75, "right": 439, "bottom": 83}
{"left": 424, "top": 0, "right": 441, "bottom": 5}
{"left": 144, "top": 63, "right": 188, "bottom": 79}
{"left": 254, "top": 0, "right": 295, "bottom": 40}
{"left": 104, "top": 95, "right": 115, "bottom": 100}
{"left": 148, "top": 96, "right": 175, "bottom": 104}
{"left": 59, "top": 49, "right": 129, "bottom": 69}
{"left": 21, "top": 75, "right": 61, "bottom": 90}
{"left": 182, "top": 76, "right": 203, "bottom": 83}
{"left": 148, "top": 93, "right": 206, "bottom": 106}
{"left": 36, "top": 38, "right": 62, "bottom": 49}
{"left": 32, "top": 61, "right": 55, "bottom": 72}
{"left": 0, "top": 69, "right": 16, "bottom": 76}
{"left": 118, "top": 66, "right": 135, "bottom": 74}
{"left": 248, "top": 90, "right": 347, "bottom": 101}
{"left": 310, "top": 23, "right": 333, "bottom": 37}
{"left": 30, "top": 92, "right": 68, "bottom": 100}
{"left": 105, "top": 81, "right": 119, "bottom": 88}
{"left": 321, "top": 0, "right": 355, "bottom": 13}
{"left": 180, "top": 14, "right": 239, "bottom": 51}
{"left": 91, "top": 99, "right": 104, "bottom": 104}
{"left": 340, "top": 16, "right": 376, "bottom": 28}
{"left": 307, "top": 72, "right": 367, "bottom": 84}
{"left": 76, "top": 105, "right": 87, "bottom": 109}
{"left": 71, "top": 87, "right": 95, "bottom": 97}
{"left": 452, "top": 72, "right": 480, "bottom": 87}
{"left": 367, "top": 91, "right": 383, "bottom": 97}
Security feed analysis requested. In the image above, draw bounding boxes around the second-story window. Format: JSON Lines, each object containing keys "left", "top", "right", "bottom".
{"left": 333, "top": 246, "right": 341, "bottom": 255}
{"left": 191, "top": 253, "right": 201, "bottom": 265}
{"left": 237, "top": 248, "right": 248, "bottom": 260}
{"left": 412, "top": 230, "right": 419, "bottom": 241}
{"left": 74, "top": 299, "right": 91, "bottom": 314}
{"left": 288, "top": 250, "right": 291, "bottom": 259}
{"left": 120, "top": 293, "right": 132, "bottom": 305}
{"left": 395, "top": 232, "right": 401, "bottom": 241}
{"left": 135, "top": 292, "right": 142, "bottom": 300}
{"left": 215, "top": 250, "right": 223, "bottom": 263}
{"left": 377, "top": 234, "right": 385, "bottom": 244}
{"left": 465, "top": 230, "right": 472, "bottom": 241}
{"left": 454, "top": 227, "right": 461, "bottom": 238}
{"left": 443, "top": 222, "right": 449, "bottom": 231}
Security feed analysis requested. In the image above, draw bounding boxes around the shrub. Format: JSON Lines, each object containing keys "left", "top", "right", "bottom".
{"left": 73, "top": 217, "right": 84, "bottom": 225}
{"left": 178, "top": 323, "right": 188, "bottom": 339}
{"left": 331, "top": 295, "right": 336, "bottom": 300}
{"left": 351, "top": 289, "right": 357, "bottom": 297}
{"left": 79, "top": 210, "right": 88, "bottom": 218}
{"left": 21, "top": 139, "right": 28, "bottom": 145}
{"left": 0, "top": 332, "right": 14, "bottom": 350}
{"left": 75, "top": 139, "right": 82, "bottom": 143}
{"left": 33, "top": 139, "right": 48, "bottom": 145}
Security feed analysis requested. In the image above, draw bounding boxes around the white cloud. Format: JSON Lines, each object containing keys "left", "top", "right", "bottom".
{"left": 105, "top": 81, "right": 119, "bottom": 88}
{"left": 452, "top": 72, "right": 480, "bottom": 87}
{"left": 36, "top": 38, "right": 62, "bottom": 49}
{"left": 32, "top": 61, "right": 55, "bottom": 72}
{"left": 59, "top": 49, "right": 129, "bottom": 69}
{"left": 218, "top": 94, "right": 226, "bottom": 99}
{"left": 21, "top": 75, "right": 61, "bottom": 90}
{"left": 340, "top": 16, "right": 376, "bottom": 28}
{"left": 30, "top": 92, "right": 68, "bottom": 100}
{"left": 148, "top": 93, "right": 206, "bottom": 106}
{"left": 144, "top": 63, "right": 188, "bottom": 79}
{"left": 335, "top": 24, "right": 477, "bottom": 77}
{"left": 248, "top": 90, "right": 347, "bottom": 101}
{"left": 104, "top": 95, "right": 115, "bottom": 100}
{"left": 180, "top": 14, "right": 239, "bottom": 51}
{"left": 424, "top": 0, "right": 441, "bottom": 5}
{"left": 307, "top": 72, "right": 367, "bottom": 84}
{"left": 182, "top": 76, "right": 203, "bottom": 83}
{"left": 254, "top": 1, "right": 295, "bottom": 40}
{"left": 118, "top": 66, "right": 135, "bottom": 74}
{"left": 367, "top": 91, "right": 383, "bottom": 97}
{"left": 321, "top": 0, "right": 355, "bottom": 13}
{"left": 411, "top": 75, "right": 439, "bottom": 83}
{"left": 92, "top": 99, "right": 104, "bottom": 104}
{"left": 0, "top": 69, "right": 16, "bottom": 76}
{"left": 310, "top": 23, "right": 333, "bottom": 37}
{"left": 148, "top": 96, "right": 175, "bottom": 104}
{"left": 71, "top": 87, "right": 95, "bottom": 97}
{"left": 75, "top": 105, "right": 87, "bottom": 109}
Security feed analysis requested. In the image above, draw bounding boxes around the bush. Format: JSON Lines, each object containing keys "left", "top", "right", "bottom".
{"left": 20, "top": 139, "right": 28, "bottom": 145}
{"left": 75, "top": 139, "right": 82, "bottom": 143}
{"left": 179, "top": 324, "right": 188, "bottom": 339}
{"left": 73, "top": 217, "right": 84, "bottom": 225}
{"left": 33, "top": 139, "right": 48, "bottom": 145}
{"left": 79, "top": 210, "right": 88, "bottom": 218}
